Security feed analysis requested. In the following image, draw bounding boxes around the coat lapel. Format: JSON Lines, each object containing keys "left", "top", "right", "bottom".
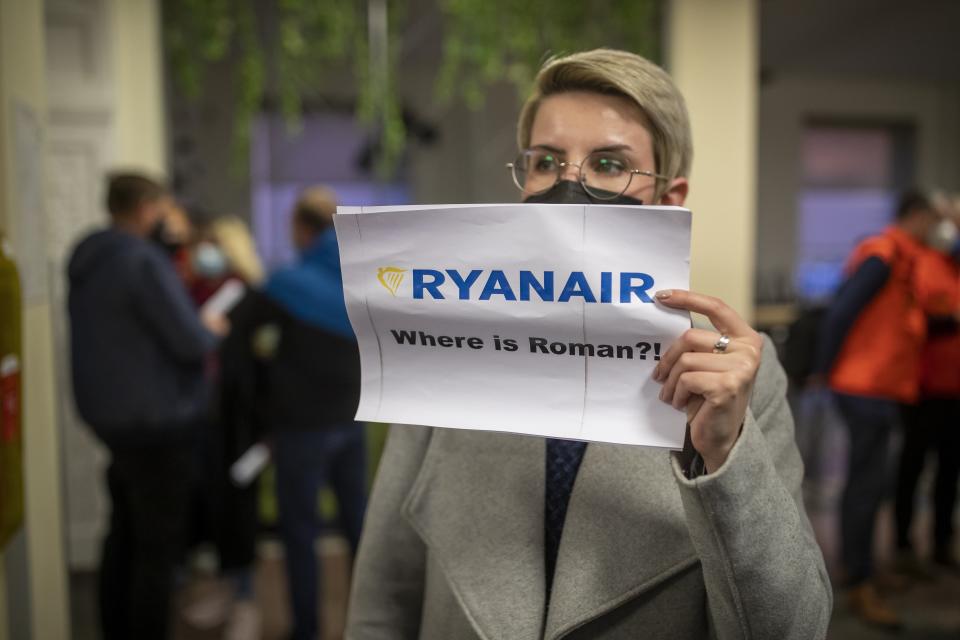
{"left": 403, "top": 429, "right": 699, "bottom": 640}
{"left": 403, "top": 428, "right": 548, "bottom": 640}
{"left": 544, "top": 442, "right": 698, "bottom": 639}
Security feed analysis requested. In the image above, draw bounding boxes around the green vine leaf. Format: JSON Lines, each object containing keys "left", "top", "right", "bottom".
{"left": 164, "top": 0, "right": 659, "bottom": 180}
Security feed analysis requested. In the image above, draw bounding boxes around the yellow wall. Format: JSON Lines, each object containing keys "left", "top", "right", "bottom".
{"left": 667, "top": 0, "right": 758, "bottom": 321}
{"left": 21, "top": 313, "right": 66, "bottom": 640}
{"left": 0, "top": 553, "right": 6, "bottom": 640}
{"left": 110, "top": 0, "right": 167, "bottom": 174}
{"left": 0, "top": 1, "right": 72, "bottom": 638}
{"left": 0, "top": 0, "right": 166, "bottom": 635}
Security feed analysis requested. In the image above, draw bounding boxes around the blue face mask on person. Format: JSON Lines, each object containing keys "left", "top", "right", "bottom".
{"left": 522, "top": 180, "right": 645, "bottom": 205}
{"left": 192, "top": 242, "right": 228, "bottom": 279}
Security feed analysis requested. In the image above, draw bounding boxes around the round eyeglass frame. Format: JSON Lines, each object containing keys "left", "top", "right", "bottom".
{"left": 505, "top": 149, "right": 671, "bottom": 201}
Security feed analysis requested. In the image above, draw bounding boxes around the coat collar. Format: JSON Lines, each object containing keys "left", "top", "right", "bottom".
{"left": 402, "top": 428, "right": 697, "bottom": 640}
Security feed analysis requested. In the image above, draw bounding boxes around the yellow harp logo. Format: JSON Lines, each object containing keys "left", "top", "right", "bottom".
{"left": 377, "top": 267, "right": 407, "bottom": 296}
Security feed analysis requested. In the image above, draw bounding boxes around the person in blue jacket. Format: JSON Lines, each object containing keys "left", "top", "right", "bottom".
{"left": 244, "top": 186, "right": 365, "bottom": 640}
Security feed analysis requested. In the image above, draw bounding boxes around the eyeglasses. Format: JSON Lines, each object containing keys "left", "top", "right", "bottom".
{"left": 506, "top": 149, "right": 670, "bottom": 200}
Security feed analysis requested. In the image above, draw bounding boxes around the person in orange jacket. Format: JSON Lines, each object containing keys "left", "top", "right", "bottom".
{"left": 813, "top": 189, "right": 940, "bottom": 628}
{"left": 895, "top": 195, "right": 960, "bottom": 574}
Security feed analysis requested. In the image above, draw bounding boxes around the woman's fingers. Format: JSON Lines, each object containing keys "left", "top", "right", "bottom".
{"left": 649, "top": 290, "right": 763, "bottom": 469}
{"left": 654, "top": 328, "right": 754, "bottom": 381}
{"left": 649, "top": 290, "right": 762, "bottom": 471}
{"left": 659, "top": 351, "right": 739, "bottom": 405}
{"left": 653, "top": 327, "right": 757, "bottom": 383}
{"left": 654, "top": 289, "right": 754, "bottom": 339}
{"left": 670, "top": 363, "right": 756, "bottom": 412}
{"left": 672, "top": 370, "right": 737, "bottom": 410}
{"left": 672, "top": 371, "right": 714, "bottom": 412}
{"left": 685, "top": 395, "right": 705, "bottom": 425}
{"left": 654, "top": 328, "right": 719, "bottom": 381}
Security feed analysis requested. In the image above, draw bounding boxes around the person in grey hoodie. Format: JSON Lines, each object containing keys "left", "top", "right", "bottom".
{"left": 68, "top": 173, "right": 227, "bottom": 640}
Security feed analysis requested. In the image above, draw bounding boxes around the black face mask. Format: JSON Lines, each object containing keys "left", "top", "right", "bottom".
{"left": 522, "top": 180, "right": 645, "bottom": 206}
{"left": 149, "top": 220, "right": 183, "bottom": 256}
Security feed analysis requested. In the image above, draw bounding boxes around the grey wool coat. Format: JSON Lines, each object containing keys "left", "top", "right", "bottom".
{"left": 346, "top": 336, "right": 832, "bottom": 639}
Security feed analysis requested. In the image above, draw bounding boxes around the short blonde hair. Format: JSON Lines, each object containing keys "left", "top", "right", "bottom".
{"left": 294, "top": 186, "right": 338, "bottom": 230}
{"left": 210, "top": 216, "right": 264, "bottom": 285}
{"left": 517, "top": 49, "right": 693, "bottom": 197}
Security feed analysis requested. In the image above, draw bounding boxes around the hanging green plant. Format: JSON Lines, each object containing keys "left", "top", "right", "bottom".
{"left": 436, "top": 0, "right": 660, "bottom": 108}
{"left": 164, "top": 0, "right": 266, "bottom": 172}
{"left": 163, "top": 0, "right": 659, "bottom": 178}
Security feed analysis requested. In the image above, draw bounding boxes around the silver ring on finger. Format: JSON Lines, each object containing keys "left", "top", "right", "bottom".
{"left": 712, "top": 334, "right": 731, "bottom": 354}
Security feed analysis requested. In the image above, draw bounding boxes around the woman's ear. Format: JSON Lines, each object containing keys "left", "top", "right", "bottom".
{"left": 658, "top": 177, "right": 689, "bottom": 206}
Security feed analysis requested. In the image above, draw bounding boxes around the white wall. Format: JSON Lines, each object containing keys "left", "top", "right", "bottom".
{"left": 757, "top": 73, "right": 960, "bottom": 294}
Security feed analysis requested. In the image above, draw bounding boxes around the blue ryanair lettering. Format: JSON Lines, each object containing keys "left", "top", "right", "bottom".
{"left": 445, "top": 269, "right": 482, "bottom": 300}
{"left": 619, "top": 272, "right": 656, "bottom": 303}
{"left": 410, "top": 269, "right": 656, "bottom": 303}
{"left": 558, "top": 272, "right": 596, "bottom": 303}
{"left": 479, "top": 270, "right": 517, "bottom": 301}
{"left": 519, "top": 270, "right": 553, "bottom": 301}
{"left": 413, "top": 269, "right": 445, "bottom": 299}
{"left": 600, "top": 271, "right": 612, "bottom": 303}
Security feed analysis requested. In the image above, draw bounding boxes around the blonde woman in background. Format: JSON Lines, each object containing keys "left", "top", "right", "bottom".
{"left": 210, "top": 216, "right": 266, "bottom": 286}
{"left": 181, "top": 214, "right": 266, "bottom": 640}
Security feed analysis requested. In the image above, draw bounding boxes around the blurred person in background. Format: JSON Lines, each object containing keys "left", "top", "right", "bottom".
{"left": 177, "top": 215, "right": 267, "bottom": 640}
{"left": 212, "top": 215, "right": 266, "bottom": 286}
{"left": 895, "top": 193, "right": 960, "bottom": 575}
{"left": 347, "top": 49, "right": 831, "bottom": 640}
{"left": 150, "top": 195, "right": 195, "bottom": 281}
{"left": 188, "top": 215, "right": 265, "bottom": 305}
{"left": 67, "top": 173, "right": 228, "bottom": 640}
{"left": 212, "top": 216, "right": 267, "bottom": 640}
{"left": 240, "top": 187, "right": 365, "bottom": 640}
{"left": 813, "top": 189, "right": 940, "bottom": 628}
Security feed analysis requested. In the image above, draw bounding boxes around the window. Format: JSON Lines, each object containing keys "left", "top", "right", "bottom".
{"left": 251, "top": 112, "right": 410, "bottom": 268}
{"left": 794, "top": 122, "right": 914, "bottom": 301}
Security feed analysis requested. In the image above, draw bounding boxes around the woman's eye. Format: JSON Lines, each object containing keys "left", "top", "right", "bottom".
{"left": 534, "top": 154, "right": 558, "bottom": 172}
{"left": 591, "top": 156, "right": 626, "bottom": 175}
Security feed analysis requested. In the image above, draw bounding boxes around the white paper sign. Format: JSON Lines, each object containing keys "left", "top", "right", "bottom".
{"left": 201, "top": 279, "right": 246, "bottom": 317}
{"left": 334, "top": 203, "right": 692, "bottom": 448}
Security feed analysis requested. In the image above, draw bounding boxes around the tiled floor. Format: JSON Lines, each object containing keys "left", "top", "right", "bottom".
{"left": 798, "top": 389, "right": 960, "bottom": 639}
{"left": 69, "top": 397, "right": 960, "bottom": 639}
{"left": 71, "top": 538, "right": 352, "bottom": 640}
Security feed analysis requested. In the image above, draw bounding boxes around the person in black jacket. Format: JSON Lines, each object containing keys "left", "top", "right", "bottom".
{"left": 68, "top": 173, "right": 228, "bottom": 640}
{"left": 255, "top": 186, "right": 365, "bottom": 640}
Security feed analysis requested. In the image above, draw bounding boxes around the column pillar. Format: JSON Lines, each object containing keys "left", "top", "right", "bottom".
{"left": 0, "top": 0, "right": 71, "bottom": 638}
{"left": 667, "top": 0, "right": 759, "bottom": 320}
{"left": 110, "top": 0, "right": 167, "bottom": 172}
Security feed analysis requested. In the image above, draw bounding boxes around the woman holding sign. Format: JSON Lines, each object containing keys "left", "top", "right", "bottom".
{"left": 347, "top": 49, "right": 830, "bottom": 639}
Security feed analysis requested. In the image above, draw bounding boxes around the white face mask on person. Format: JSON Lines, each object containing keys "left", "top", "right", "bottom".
{"left": 926, "top": 219, "right": 959, "bottom": 254}
{"left": 191, "top": 242, "right": 229, "bottom": 278}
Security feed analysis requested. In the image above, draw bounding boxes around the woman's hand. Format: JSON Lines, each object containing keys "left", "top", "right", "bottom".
{"left": 651, "top": 289, "right": 763, "bottom": 472}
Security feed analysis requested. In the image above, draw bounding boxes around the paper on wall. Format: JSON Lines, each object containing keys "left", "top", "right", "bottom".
{"left": 334, "top": 203, "right": 692, "bottom": 448}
